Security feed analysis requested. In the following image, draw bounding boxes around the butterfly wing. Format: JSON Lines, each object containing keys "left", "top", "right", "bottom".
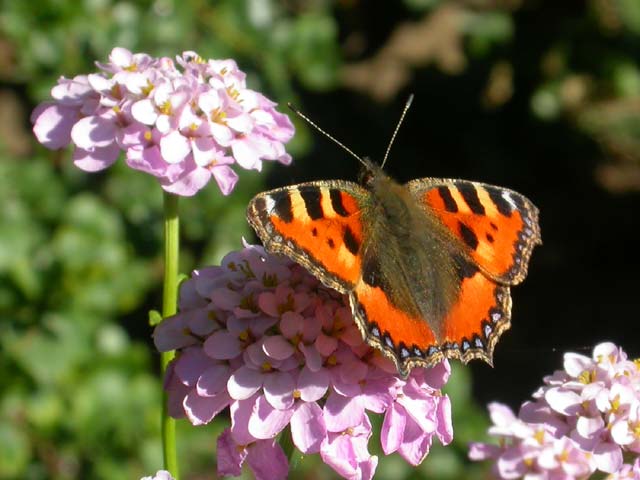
{"left": 406, "top": 178, "right": 541, "bottom": 284}
{"left": 247, "top": 181, "right": 368, "bottom": 292}
{"left": 349, "top": 256, "right": 513, "bottom": 376}
{"left": 248, "top": 176, "right": 541, "bottom": 377}
{"left": 360, "top": 178, "right": 539, "bottom": 374}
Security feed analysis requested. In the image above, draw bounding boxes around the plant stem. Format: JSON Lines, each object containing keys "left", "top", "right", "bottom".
{"left": 161, "top": 192, "right": 180, "bottom": 479}
{"left": 279, "top": 426, "right": 300, "bottom": 469}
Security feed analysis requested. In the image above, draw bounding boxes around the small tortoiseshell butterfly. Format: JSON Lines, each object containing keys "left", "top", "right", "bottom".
{"left": 247, "top": 98, "right": 541, "bottom": 376}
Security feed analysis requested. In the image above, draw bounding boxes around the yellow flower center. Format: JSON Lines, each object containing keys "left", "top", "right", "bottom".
{"left": 610, "top": 394, "right": 621, "bottom": 413}
{"left": 227, "top": 87, "right": 240, "bottom": 100}
{"left": 262, "top": 272, "right": 278, "bottom": 287}
{"left": 110, "top": 84, "right": 123, "bottom": 99}
{"left": 558, "top": 449, "right": 569, "bottom": 463}
{"left": 277, "top": 294, "right": 295, "bottom": 315}
{"left": 210, "top": 108, "right": 227, "bottom": 123}
{"left": 239, "top": 294, "right": 259, "bottom": 313}
{"left": 159, "top": 101, "right": 172, "bottom": 116}
{"left": 236, "top": 260, "right": 255, "bottom": 279}
{"left": 578, "top": 369, "right": 596, "bottom": 384}
{"left": 141, "top": 80, "right": 154, "bottom": 97}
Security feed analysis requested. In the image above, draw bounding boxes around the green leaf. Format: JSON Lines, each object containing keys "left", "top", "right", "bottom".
{"left": 148, "top": 310, "right": 163, "bottom": 327}
{"left": 0, "top": 422, "right": 30, "bottom": 477}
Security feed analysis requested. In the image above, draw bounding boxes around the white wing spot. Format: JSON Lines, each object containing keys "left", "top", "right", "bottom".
{"left": 265, "top": 195, "right": 275, "bottom": 213}
{"left": 501, "top": 191, "right": 517, "bottom": 210}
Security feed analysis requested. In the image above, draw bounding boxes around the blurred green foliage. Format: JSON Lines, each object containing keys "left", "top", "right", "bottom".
{"left": 1, "top": 0, "right": 639, "bottom": 478}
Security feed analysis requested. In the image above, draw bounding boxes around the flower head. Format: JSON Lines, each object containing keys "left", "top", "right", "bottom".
{"left": 140, "top": 470, "right": 175, "bottom": 480}
{"left": 470, "top": 342, "right": 640, "bottom": 479}
{"left": 154, "top": 241, "right": 453, "bottom": 479}
{"left": 32, "top": 48, "right": 294, "bottom": 196}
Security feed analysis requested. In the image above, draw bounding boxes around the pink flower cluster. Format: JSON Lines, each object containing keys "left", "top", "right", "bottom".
{"left": 32, "top": 48, "right": 294, "bottom": 196}
{"left": 154, "top": 242, "right": 453, "bottom": 480}
{"left": 470, "top": 342, "right": 640, "bottom": 479}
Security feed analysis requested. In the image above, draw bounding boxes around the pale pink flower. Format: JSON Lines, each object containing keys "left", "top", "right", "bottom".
{"left": 470, "top": 342, "right": 640, "bottom": 479}
{"left": 154, "top": 241, "right": 452, "bottom": 479}
{"left": 321, "top": 414, "right": 378, "bottom": 480}
{"left": 606, "top": 457, "right": 640, "bottom": 479}
{"left": 32, "top": 48, "right": 294, "bottom": 196}
{"left": 217, "top": 428, "right": 288, "bottom": 480}
{"left": 140, "top": 470, "right": 175, "bottom": 480}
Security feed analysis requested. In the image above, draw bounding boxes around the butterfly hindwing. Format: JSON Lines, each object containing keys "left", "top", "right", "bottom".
{"left": 247, "top": 181, "right": 367, "bottom": 292}
{"left": 350, "top": 247, "right": 513, "bottom": 376}
{"left": 407, "top": 178, "right": 541, "bottom": 284}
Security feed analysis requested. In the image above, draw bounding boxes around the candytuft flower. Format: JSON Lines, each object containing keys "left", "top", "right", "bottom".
{"left": 469, "top": 342, "right": 640, "bottom": 479}
{"left": 140, "top": 470, "right": 175, "bottom": 480}
{"left": 154, "top": 241, "right": 453, "bottom": 479}
{"left": 32, "top": 48, "right": 294, "bottom": 196}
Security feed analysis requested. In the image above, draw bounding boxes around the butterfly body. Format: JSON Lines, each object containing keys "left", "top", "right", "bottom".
{"left": 248, "top": 159, "right": 541, "bottom": 376}
{"left": 354, "top": 160, "right": 462, "bottom": 338}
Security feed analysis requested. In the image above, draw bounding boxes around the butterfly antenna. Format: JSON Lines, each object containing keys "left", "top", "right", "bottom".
{"left": 380, "top": 94, "right": 414, "bottom": 169}
{"left": 287, "top": 102, "right": 368, "bottom": 169}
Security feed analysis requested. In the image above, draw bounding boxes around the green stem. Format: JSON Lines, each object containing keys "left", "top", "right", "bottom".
{"left": 279, "top": 426, "right": 300, "bottom": 469}
{"left": 161, "top": 192, "right": 180, "bottom": 479}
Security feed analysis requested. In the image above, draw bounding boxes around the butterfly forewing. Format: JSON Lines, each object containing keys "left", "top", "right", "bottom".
{"left": 407, "top": 178, "right": 541, "bottom": 285}
{"left": 247, "top": 181, "right": 368, "bottom": 292}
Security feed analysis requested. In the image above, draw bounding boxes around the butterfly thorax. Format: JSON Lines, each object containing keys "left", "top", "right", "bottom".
{"left": 359, "top": 163, "right": 462, "bottom": 340}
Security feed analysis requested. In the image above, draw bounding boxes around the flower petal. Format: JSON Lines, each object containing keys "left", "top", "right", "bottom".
{"left": 72, "top": 144, "right": 120, "bottom": 171}
{"left": 183, "top": 390, "right": 230, "bottom": 425}
{"left": 323, "top": 392, "right": 364, "bottom": 432}
{"left": 263, "top": 372, "right": 295, "bottom": 410}
{"left": 248, "top": 395, "right": 294, "bottom": 439}
{"left": 381, "top": 402, "right": 406, "bottom": 454}
{"left": 246, "top": 439, "right": 289, "bottom": 480}
{"left": 263, "top": 335, "right": 295, "bottom": 361}
{"left": 298, "top": 366, "right": 330, "bottom": 402}
{"left": 32, "top": 103, "right": 77, "bottom": 149}
{"left": 217, "top": 428, "right": 246, "bottom": 477}
{"left": 160, "top": 130, "right": 190, "bottom": 164}
{"left": 291, "top": 402, "right": 327, "bottom": 454}
{"left": 227, "top": 365, "right": 263, "bottom": 400}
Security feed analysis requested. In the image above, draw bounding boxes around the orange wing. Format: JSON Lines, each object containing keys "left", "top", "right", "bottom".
{"left": 248, "top": 177, "right": 540, "bottom": 377}
{"left": 247, "top": 181, "right": 367, "bottom": 292}
{"left": 350, "top": 254, "right": 512, "bottom": 376}
{"left": 407, "top": 178, "right": 541, "bottom": 284}
{"left": 349, "top": 178, "right": 540, "bottom": 375}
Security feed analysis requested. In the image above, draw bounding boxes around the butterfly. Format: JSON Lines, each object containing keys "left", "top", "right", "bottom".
{"left": 247, "top": 101, "right": 541, "bottom": 377}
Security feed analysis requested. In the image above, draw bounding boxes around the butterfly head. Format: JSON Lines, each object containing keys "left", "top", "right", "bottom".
{"left": 358, "top": 157, "right": 388, "bottom": 187}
